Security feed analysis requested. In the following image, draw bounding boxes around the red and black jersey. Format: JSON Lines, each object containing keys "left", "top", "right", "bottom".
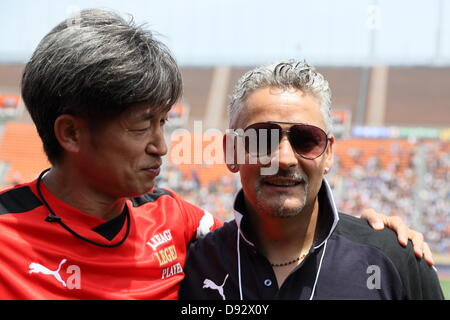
{"left": 0, "top": 179, "right": 222, "bottom": 300}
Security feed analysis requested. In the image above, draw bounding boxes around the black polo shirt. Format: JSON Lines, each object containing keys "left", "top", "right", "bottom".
{"left": 179, "top": 180, "right": 444, "bottom": 300}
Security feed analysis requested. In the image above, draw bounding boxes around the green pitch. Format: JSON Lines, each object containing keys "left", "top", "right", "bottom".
{"left": 441, "top": 279, "right": 450, "bottom": 300}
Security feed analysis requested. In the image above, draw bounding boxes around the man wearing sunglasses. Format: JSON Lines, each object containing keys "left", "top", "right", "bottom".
{"left": 179, "top": 60, "right": 444, "bottom": 300}
{"left": 0, "top": 9, "right": 435, "bottom": 299}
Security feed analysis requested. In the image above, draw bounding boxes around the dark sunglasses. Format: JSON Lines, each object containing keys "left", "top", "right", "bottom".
{"left": 236, "top": 121, "right": 330, "bottom": 160}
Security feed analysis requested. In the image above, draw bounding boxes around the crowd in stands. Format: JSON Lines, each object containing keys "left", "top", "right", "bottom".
{"left": 328, "top": 139, "right": 450, "bottom": 254}
{"left": 156, "top": 139, "right": 450, "bottom": 254}
{"left": 1, "top": 122, "right": 448, "bottom": 254}
{"left": 156, "top": 163, "right": 240, "bottom": 221}
{"left": 417, "top": 141, "right": 450, "bottom": 254}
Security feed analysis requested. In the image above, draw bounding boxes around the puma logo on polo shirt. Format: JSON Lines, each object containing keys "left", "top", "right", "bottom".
{"left": 203, "top": 274, "right": 229, "bottom": 300}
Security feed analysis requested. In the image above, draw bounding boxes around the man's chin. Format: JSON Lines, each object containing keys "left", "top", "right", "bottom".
{"left": 257, "top": 200, "right": 305, "bottom": 218}
{"left": 127, "top": 182, "right": 156, "bottom": 198}
{"left": 274, "top": 206, "right": 304, "bottom": 218}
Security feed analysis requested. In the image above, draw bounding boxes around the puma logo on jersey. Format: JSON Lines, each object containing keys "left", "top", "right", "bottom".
{"left": 28, "top": 259, "right": 81, "bottom": 289}
{"left": 29, "top": 259, "right": 67, "bottom": 287}
{"left": 203, "top": 274, "right": 229, "bottom": 300}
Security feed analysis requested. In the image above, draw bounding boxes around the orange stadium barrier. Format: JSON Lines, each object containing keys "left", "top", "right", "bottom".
{"left": 333, "top": 138, "right": 413, "bottom": 172}
{"left": 0, "top": 122, "right": 49, "bottom": 190}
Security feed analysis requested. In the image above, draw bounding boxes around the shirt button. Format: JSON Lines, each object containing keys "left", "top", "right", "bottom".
{"left": 264, "top": 279, "right": 272, "bottom": 287}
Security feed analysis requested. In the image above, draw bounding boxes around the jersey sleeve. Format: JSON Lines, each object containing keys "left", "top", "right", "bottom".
{"left": 166, "top": 189, "right": 223, "bottom": 244}
{"left": 408, "top": 251, "right": 444, "bottom": 300}
{"left": 398, "top": 242, "right": 444, "bottom": 300}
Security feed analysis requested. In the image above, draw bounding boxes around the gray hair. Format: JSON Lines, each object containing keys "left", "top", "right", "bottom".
{"left": 22, "top": 8, "right": 182, "bottom": 164}
{"left": 228, "top": 60, "right": 332, "bottom": 131}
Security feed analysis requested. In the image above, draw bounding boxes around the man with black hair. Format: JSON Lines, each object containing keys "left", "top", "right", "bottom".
{"left": 0, "top": 8, "right": 222, "bottom": 299}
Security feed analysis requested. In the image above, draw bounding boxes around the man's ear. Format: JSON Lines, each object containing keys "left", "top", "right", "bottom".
{"left": 54, "top": 114, "right": 84, "bottom": 154}
{"left": 324, "top": 135, "right": 334, "bottom": 174}
{"left": 223, "top": 131, "right": 239, "bottom": 173}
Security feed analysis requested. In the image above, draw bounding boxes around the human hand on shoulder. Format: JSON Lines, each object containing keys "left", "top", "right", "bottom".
{"left": 358, "top": 208, "right": 434, "bottom": 266}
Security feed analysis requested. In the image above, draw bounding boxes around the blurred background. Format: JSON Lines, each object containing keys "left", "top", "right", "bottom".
{"left": 0, "top": 0, "right": 449, "bottom": 298}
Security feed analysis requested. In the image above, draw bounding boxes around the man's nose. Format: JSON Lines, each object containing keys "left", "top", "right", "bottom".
{"left": 146, "top": 127, "right": 168, "bottom": 157}
{"left": 276, "top": 136, "right": 298, "bottom": 169}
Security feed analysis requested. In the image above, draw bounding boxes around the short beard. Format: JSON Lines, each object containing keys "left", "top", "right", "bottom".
{"left": 255, "top": 171, "right": 309, "bottom": 218}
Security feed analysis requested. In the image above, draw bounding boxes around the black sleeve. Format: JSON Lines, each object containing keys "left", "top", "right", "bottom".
{"left": 336, "top": 213, "right": 444, "bottom": 300}
{"left": 402, "top": 245, "right": 444, "bottom": 300}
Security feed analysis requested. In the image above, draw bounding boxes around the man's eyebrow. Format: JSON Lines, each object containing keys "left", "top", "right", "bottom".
{"left": 135, "top": 111, "right": 154, "bottom": 120}
{"left": 132, "top": 107, "right": 169, "bottom": 121}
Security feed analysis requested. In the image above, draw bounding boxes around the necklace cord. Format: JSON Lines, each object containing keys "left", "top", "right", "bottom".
{"left": 270, "top": 253, "right": 307, "bottom": 267}
{"left": 36, "top": 168, "right": 131, "bottom": 248}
